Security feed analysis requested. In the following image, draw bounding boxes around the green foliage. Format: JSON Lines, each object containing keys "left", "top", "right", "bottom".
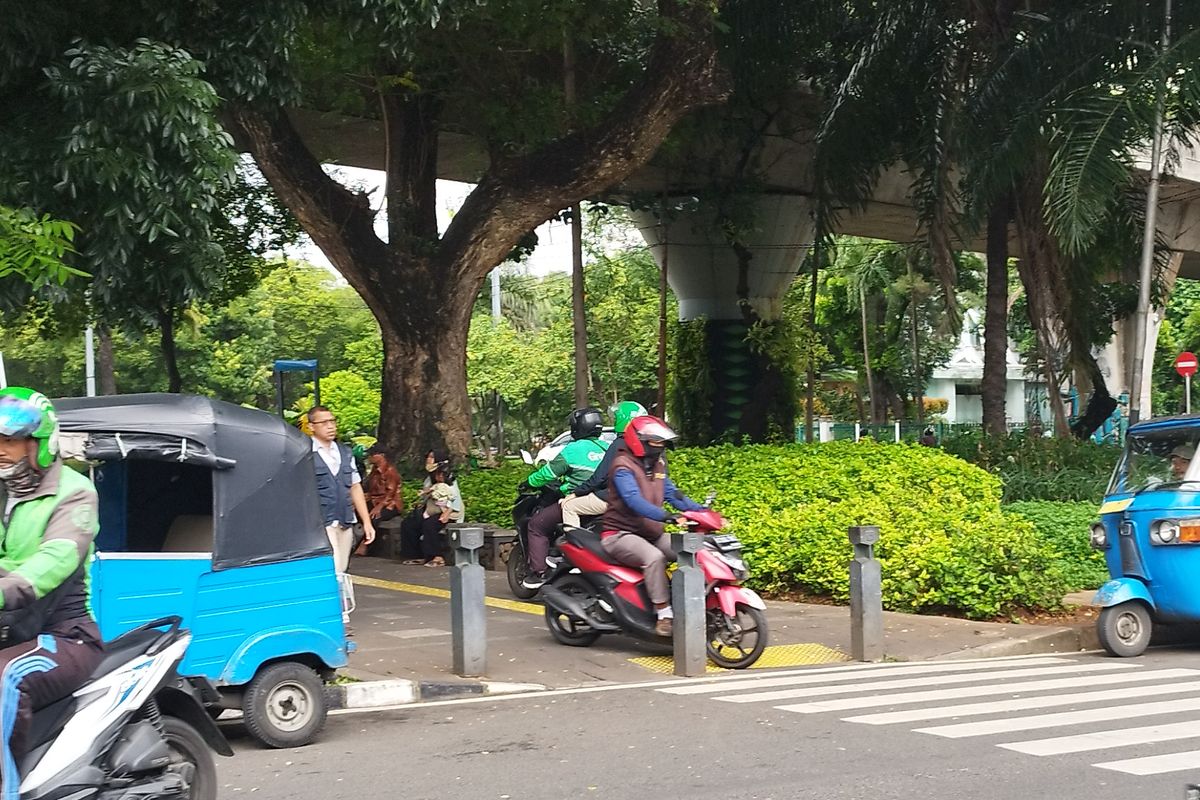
{"left": 456, "top": 462, "right": 528, "bottom": 527}
{"left": 666, "top": 441, "right": 1071, "bottom": 619}
{"left": 1004, "top": 501, "right": 1107, "bottom": 591}
{"left": 939, "top": 431, "right": 1119, "bottom": 503}
{"left": 295, "top": 370, "right": 381, "bottom": 437}
{"left": 0, "top": 206, "right": 84, "bottom": 287}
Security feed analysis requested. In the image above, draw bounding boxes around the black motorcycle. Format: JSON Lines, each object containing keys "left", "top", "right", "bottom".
{"left": 507, "top": 487, "right": 563, "bottom": 599}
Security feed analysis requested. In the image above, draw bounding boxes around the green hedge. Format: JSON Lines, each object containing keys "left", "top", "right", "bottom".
{"left": 459, "top": 442, "right": 1074, "bottom": 619}
{"left": 1004, "top": 500, "right": 1107, "bottom": 591}
{"left": 669, "top": 442, "right": 1069, "bottom": 619}
{"left": 939, "top": 432, "right": 1119, "bottom": 503}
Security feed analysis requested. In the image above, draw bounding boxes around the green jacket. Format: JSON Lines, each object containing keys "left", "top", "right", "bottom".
{"left": 527, "top": 438, "right": 609, "bottom": 494}
{"left": 0, "top": 460, "right": 98, "bottom": 626}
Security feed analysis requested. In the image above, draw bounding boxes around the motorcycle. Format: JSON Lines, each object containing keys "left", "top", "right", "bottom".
{"left": 507, "top": 486, "right": 564, "bottom": 599}
{"left": 540, "top": 508, "right": 769, "bottom": 669}
{"left": 16, "top": 616, "right": 230, "bottom": 800}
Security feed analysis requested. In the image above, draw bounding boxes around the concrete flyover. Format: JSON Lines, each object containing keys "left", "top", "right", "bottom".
{"left": 289, "top": 106, "right": 1200, "bottom": 424}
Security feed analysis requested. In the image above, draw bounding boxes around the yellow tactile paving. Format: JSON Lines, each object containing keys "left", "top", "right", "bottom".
{"left": 629, "top": 643, "right": 852, "bottom": 674}
{"left": 351, "top": 574, "right": 543, "bottom": 616}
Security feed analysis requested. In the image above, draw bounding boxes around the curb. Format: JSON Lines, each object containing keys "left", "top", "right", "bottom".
{"left": 935, "top": 624, "right": 1098, "bottom": 661}
{"left": 327, "top": 678, "right": 546, "bottom": 710}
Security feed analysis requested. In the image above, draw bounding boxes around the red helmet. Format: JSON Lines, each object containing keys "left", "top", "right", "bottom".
{"left": 623, "top": 415, "right": 678, "bottom": 457}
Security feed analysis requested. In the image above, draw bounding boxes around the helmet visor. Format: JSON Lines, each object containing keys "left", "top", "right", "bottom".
{"left": 637, "top": 418, "right": 678, "bottom": 444}
{"left": 0, "top": 397, "right": 41, "bottom": 439}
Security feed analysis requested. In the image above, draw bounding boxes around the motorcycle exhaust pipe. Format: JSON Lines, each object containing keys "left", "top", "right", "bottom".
{"left": 541, "top": 585, "right": 620, "bottom": 632}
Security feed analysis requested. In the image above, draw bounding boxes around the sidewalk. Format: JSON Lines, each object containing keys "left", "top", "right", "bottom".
{"left": 337, "top": 556, "right": 1099, "bottom": 701}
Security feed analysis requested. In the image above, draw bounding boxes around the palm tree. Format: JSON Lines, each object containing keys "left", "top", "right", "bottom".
{"left": 838, "top": 239, "right": 894, "bottom": 423}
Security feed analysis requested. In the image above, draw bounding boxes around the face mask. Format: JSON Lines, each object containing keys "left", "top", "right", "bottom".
{"left": 643, "top": 444, "right": 664, "bottom": 460}
{"left": 0, "top": 456, "right": 42, "bottom": 496}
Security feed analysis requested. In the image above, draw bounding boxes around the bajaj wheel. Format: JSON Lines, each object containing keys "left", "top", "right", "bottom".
{"left": 507, "top": 541, "right": 538, "bottom": 600}
{"left": 706, "top": 604, "right": 769, "bottom": 669}
{"left": 162, "top": 715, "right": 218, "bottom": 800}
{"left": 544, "top": 576, "right": 602, "bottom": 646}
{"left": 242, "top": 662, "right": 327, "bottom": 748}
{"left": 1098, "top": 602, "right": 1152, "bottom": 658}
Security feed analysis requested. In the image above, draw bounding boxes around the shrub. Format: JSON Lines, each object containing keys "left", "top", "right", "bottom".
{"left": 458, "top": 461, "right": 528, "bottom": 526}
{"left": 1004, "top": 500, "right": 1107, "bottom": 591}
{"left": 669, "top": 441, "right": 1069, "bottom": 619}
{"left": 457, "top": 441, "right": 1075, "bottom": 619}
{"left": 939, "top": 431, "right": 1119, "bottom": 503}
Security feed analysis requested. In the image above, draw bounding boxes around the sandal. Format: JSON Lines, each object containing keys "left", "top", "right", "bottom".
{"left": 401, "top": 559, "right": 425, "bottom": 565}
{"left": 424, "top": 557, "right": 445, "bottom": 567}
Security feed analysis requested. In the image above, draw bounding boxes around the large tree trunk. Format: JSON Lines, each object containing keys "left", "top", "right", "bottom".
{"left": 158, "top": 309, "right": 181, "bottom": 393}
{"left": 97, "top": 324, "right": 117, "bottom": 395}
{"left": 981, "top": 197, "right": 1010, "bottom": 436}
{"left": 227, "top": 1, "right": 728, "bottom": 464}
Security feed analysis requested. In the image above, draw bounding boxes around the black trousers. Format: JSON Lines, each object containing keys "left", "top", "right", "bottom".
{"left": 399, "top": 511, "right": 424, "bottom": 558}
{"left": 420, "top": 515, "right": 447, "bottom": 560}
{"left": 0, "top": 619, "right": 104, "bottom": 787}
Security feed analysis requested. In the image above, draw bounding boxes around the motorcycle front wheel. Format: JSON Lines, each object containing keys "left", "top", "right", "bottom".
{"left": 706, "top": 604, "right": 768, "bottom": 669}
{"left": 507, "top": 541, "right": 539, "bottom": 600}
{"left": 162, "top": 715, "right": 218, "bottom": 800}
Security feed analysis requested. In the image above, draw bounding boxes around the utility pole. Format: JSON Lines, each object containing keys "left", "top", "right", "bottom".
{"left": 490, "top": 269, "right": 501, "bottom": 323}
{"left": 85, "top": 326, "right": 96, "bottom": 397}
{"left": 565, "top": 32, "right": 589, "bottom": 407}
{"left": 1129, "top": 0, "right": 1172, "bottom": 425}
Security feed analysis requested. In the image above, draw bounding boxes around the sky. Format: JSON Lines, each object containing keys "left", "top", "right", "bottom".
{"left": 288, "top": 166, "right": 577, "bottom": 278}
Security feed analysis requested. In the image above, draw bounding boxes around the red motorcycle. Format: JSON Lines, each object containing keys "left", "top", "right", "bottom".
{"left": 540, "top": 508, "right": 769, "bottom": 668}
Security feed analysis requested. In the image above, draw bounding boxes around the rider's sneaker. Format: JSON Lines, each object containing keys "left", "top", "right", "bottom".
{"left": 545, "top": 554, "right": 562, "bottom": 568}
{"left": 522, "top": 571, "right": 549, "bottom": 590}
{"left": 655, "top": 617, "right": 673, "bottom": 637}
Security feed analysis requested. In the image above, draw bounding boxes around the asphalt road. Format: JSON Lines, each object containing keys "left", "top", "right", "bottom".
{"left": 218, "top": 648, "right": 1200, "bottom": 800}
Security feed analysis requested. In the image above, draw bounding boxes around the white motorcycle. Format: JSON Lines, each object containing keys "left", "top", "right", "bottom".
{"left": 16, "top": 616, "right": 230, "bottom": 800}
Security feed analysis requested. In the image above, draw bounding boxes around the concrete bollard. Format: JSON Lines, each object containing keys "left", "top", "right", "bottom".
{"left": 449, "top": 526, "right": 486, "bottom": 677}
{"left": 848, "top": 525, "right": 883, "bottom": 662}
{"left": 671, "top": 531, "right": 706, "bottom": 677}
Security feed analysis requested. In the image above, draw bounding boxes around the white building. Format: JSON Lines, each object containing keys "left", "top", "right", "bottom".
{"left": 924, "top": 310, "right": 1043, "bottom": 425}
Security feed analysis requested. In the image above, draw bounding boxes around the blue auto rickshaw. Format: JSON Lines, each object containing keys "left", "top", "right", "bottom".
{"left": 1092, "top": 415, "right": 1200, "bottom": 657}
{"left": 56, "top": 394, "right": 351, "bottom": 747}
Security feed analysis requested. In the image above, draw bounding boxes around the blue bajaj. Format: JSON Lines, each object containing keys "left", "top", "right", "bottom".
{"left": 57, "top": 394, "right": 351, "bottom": 747}
{"left": 1092, "top": 415, "right": 1200, "bottom": 657}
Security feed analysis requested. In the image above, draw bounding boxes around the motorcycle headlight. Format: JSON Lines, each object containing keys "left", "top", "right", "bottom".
{"left": 1151, "top": 520, "right": 1180, "bottom": 545}
{"left": 1089, "top": 523, "right": 1108, "bottom": 550}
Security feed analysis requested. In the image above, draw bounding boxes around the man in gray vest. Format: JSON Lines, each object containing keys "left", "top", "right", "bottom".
{"left": 308, "top": 406, "right": 374, "bottom": 622}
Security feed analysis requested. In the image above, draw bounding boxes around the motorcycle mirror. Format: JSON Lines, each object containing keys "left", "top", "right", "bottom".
{"left": 520, "top": 449, "right": 534, "bottom": 465}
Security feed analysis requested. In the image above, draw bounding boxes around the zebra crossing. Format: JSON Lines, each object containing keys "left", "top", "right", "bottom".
{"left": 655, "top": 655, "right": 1200, "bottom": 778}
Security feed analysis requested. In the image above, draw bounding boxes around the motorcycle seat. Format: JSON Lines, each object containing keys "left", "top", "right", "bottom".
{"left": 563, "top": 526, "right": 623, "bottom": 566}
{"left": 89, "top": 628, "right": 161, "bottom": 680}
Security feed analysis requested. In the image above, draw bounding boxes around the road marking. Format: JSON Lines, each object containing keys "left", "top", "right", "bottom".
{"left": 717, "top": 662, "right": 1136, "bottom": 704}
{"left": 382, "top": 628, "right": 452, "bottom": 639}
{"left": 775, "top": 668, "right": 1199, "bottom": 713}
{"left": 631, "top": 643, "right": 850, "bottom": 674}
{"left": 1000, "top": 719, "right": 1200, "bottom": 756}
{"left": 847, "top": 681, "right": 1200, "bottom": 726}
{"left": 351, "top": 574, "right": 542, "bottom": 616}
{"left": 1095, "top": 750, "right": 1200, "bottom": 776}
{"left": 914, "top": 694, "right": 1200, "bottom": 738}
{"left": 661, "top": 656, "right": 1068, "bottom": 694}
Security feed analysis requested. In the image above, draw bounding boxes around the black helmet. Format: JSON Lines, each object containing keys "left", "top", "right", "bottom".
{"left": 568, "top": 406, "right": 604, "bottom": 440}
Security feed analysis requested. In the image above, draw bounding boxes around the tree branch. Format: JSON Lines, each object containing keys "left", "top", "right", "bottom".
{"left": 225, "top": 106, "right": 391, "bottom": 289}
{"left": 437, "top": 0, "right": 730, "bottom": 284}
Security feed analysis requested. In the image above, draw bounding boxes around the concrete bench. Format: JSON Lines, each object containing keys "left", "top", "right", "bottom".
{"left": 368, "top": 517, "right": 515, "bottom": 571}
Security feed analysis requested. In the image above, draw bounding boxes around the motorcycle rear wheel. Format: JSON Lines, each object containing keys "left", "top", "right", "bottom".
{"left": 162, "top": 715, "right": 218, "bottom": 800}
{"left": 706, "top": 604, "right": 768, "bottom": 669}
{"left": 507, "top": 541, "right": 539, "bottom": 600}
{"left": 544, "top": 576, "right": 602, "bottom": 647}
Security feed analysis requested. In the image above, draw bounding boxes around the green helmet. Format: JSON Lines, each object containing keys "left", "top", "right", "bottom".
{"left": 613, "top": 400, "right": 647, "bottom": 435}
{"left": 0, "top": 387, "right": 59, "bottom": 468}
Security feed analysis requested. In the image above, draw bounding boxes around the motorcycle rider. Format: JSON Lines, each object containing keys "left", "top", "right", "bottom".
{"left": 520, "top": 407, "right": 608, "bottom": 590}
{"left": 601, "top": 415, "right": 703, "bottom": 637}
{"left": 560, "top": 400, "right": 646, "bottom": 527}
{"left": 0, "top": 388, "right": 103, "bottom": 793}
